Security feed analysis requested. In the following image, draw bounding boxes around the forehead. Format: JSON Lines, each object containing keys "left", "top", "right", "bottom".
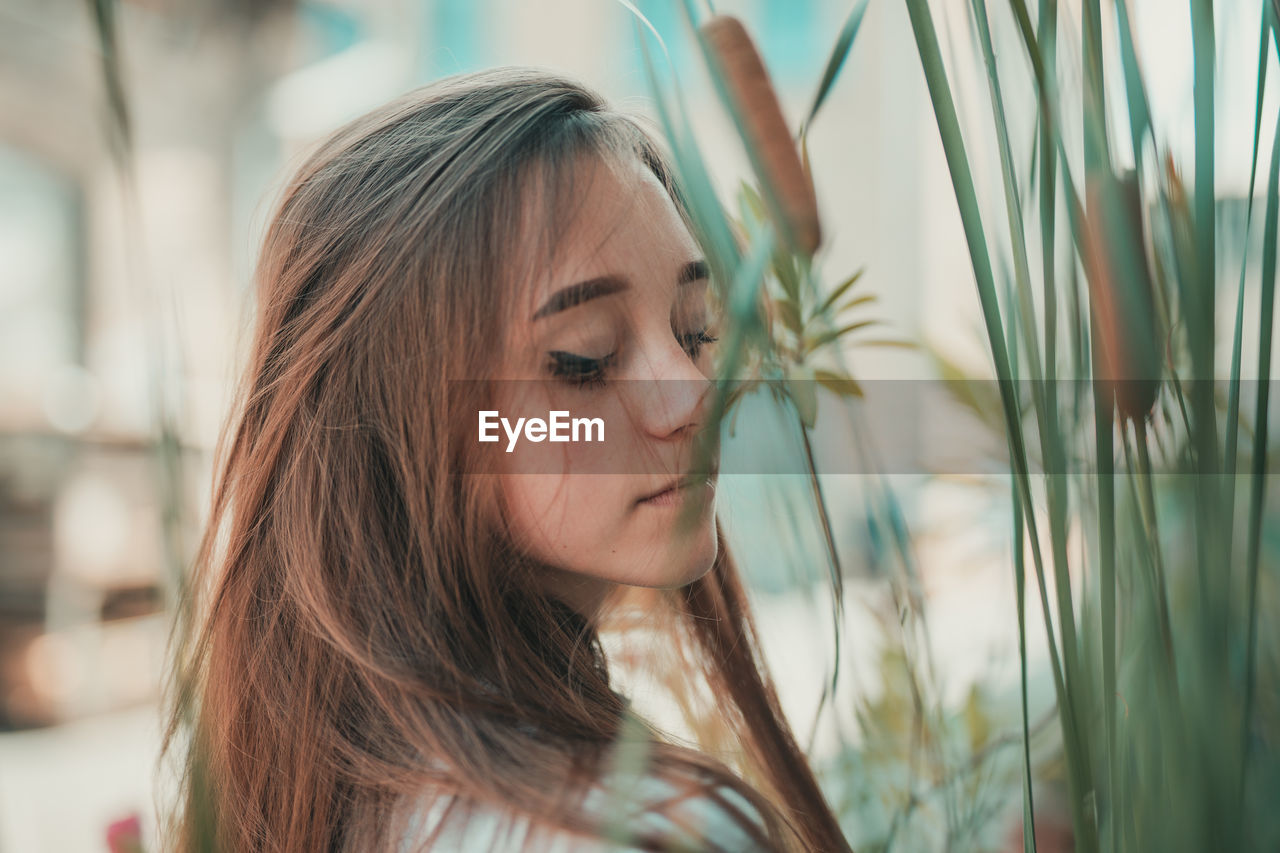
{"left": 509, "top": 152, "right": 699, "bottom": 317}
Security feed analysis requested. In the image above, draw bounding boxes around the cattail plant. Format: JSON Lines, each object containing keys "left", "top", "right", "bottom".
{"left": 633, "top": 4, "right": 990, "bottom": 848}
{"left": 640, "top": 0, "right": 1280, "bottom": 850}
{"left": 899, "top": 0, "right": 1280, "bottom": 850}
{"left": 701, "top": 15, "right": 823, "bottom": 257}
{"left": 1082, "top": 171, "right": 1161, "bottom": 422}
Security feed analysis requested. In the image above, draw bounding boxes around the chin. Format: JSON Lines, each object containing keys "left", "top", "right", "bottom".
{"left": 652, "top": 522, "right": 719, "bottom": 589}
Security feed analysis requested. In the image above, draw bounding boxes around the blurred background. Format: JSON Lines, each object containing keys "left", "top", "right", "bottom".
{"left": 0, "top": 0, "right": 1272, "bottom": 850}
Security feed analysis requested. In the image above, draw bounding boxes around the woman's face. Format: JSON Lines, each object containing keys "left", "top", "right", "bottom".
{"left": 490, "top": 152, "right": 720, "bottom": 612}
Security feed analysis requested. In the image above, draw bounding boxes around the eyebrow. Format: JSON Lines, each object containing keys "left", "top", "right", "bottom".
{"left": 532, "top": 259, "right": 709, "bottom": 320}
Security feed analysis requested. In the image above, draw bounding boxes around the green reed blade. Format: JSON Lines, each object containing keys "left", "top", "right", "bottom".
{"left": 1190, "top": 0, "right": 1216, "bottom": 326}
{"left": 1083, "top": 0, "right": 1108, "bottom": 175}
{"left": 88, "top": 0, "right": 133, "bottom": 163}
{"left": 1132, "top": 420, "right": 1175, "bottom": 678}
{"left": 612, "top": 0, "right": 672, "bottom": 63}
{"left": 1227, "top": 0, "right": 1275, "bottom": 560}
{"left": 1031, "top": 11, "right": 1067, "bottom": 768}
{"left": 1014, "top": 498, "right": 1037, "bottom": 853}
{"left": 1185, "top": 9, "right": 1227, "bottom": 781}
{"left": 1032, "top": 0, "right": 1057, "bottom": 386}
{"left": 1080, "top": 31, "right": 1115, "bottom": 741}
{"left": 1004, "top": 235, "right": 1038, "bottom": 853}
{"left": 903, "top": 0, "right": 1072, "bottom": 750}
{"left": 1095, "top": 380, "right": 1117, "bottom": 853}
{"left": 1188, "top": 5, "right": 1220, "bottom": 580}
{"left": 802, "top": 0, "right": 871, "bottom": 135}
{"left": 1241, "top": 85, "right": 1280, "bottom": 813}
{"left": 972, "top": 8, "right": 1089, "bottom": 800}
{"left": 1007, "top": 0, "right": 1044, "bottom": 88}
{"left": 970, "top": 0, "right": 1043, "bottom": 387}
{"left": 1112, "top": 0, "right": 1152, "bottom": 167}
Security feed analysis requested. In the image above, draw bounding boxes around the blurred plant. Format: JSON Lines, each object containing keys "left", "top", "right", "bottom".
{"left": 624, "top": 2, "right": 1081, "bottom": 849}
{"left": 84, "top": 0, "right": 191, "bottom": 606}
{"left": 825, "top": 632, "right": 1064, "bottom": 852}
{"left": 898, "top": 0, "right": 1280, "bottom": 850}
{"left": 634, "top": 0, "right": 1280, "bottom": 850}
{"left": 628, "top": 1, "right": 924, "bottom": 754}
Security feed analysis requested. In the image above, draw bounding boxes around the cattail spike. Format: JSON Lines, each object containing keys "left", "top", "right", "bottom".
{"left": 702, "top": 15, "right": 823, "bottom": 256}
{"left": 1084, "top": 170, "right": 1162, "bottom": 420}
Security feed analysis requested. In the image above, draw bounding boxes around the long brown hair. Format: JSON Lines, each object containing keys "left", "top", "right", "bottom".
{"left": 162, "top": 67, "right": 850, "bottom": 853}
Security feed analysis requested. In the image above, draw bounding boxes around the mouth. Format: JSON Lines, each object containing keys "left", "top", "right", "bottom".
{"left": 636, "top": 469, "right": 718, "bottom": 506}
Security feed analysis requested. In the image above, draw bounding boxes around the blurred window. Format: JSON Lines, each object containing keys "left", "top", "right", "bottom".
{"left": 0, "top": 146, "right": 82, "bottom": 431}
{"left": 299, "top": 1, "right": 363, "bottom": 60}
{"left": 420, "top": 0, "right": 489, "bottom": 79}
{"left": 756, "top": 0, "right": 819, "bottom": 86}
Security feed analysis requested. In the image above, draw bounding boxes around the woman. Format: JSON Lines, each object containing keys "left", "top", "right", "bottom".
{"left": 164, "top": 67, "right": 850, "bottom": 852}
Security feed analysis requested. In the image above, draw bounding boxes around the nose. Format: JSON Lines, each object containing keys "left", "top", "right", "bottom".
{"left": 631, "top": 335, "right": 713, "bottom": 441}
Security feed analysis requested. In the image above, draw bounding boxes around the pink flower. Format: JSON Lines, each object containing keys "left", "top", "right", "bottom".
{"left": 106, "top": 812, "right": 145, "bottom": 853}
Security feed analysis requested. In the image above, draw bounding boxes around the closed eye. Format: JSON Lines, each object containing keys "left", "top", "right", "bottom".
{"left": 547, "top": 350, "right": 616, "bottom": 389}
{"left": 677, "top": 328, "right": 719, "bottom": 359}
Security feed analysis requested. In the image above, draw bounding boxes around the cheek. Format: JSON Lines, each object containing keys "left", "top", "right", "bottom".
{"left": 499, "top": 474, "right": 621, "bottom": 561}
{"left": 499, "top": 471, "right": 719, "bottom": 590}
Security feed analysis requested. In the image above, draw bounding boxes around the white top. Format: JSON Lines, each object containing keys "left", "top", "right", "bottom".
{"left": 397, "top": 773, "right": 773, "bottom": 852}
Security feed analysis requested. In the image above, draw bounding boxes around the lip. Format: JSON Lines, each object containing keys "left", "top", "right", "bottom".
{"left": 636, "top": 470, "right": 717, "bottom": 506}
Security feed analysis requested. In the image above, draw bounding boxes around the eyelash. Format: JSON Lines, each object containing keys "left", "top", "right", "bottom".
{"left": 547, "top": 328, "right": 719, "bottom": 388}
{"left": 678, "top": 328, "right": 719, "bottom": 360}
{"left": 547, "top": 350, "right": 616, "bottom": 389}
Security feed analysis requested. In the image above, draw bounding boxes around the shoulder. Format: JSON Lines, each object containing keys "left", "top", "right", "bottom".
{"left": 396, "top": 776, "right": 773, "bottom": 853}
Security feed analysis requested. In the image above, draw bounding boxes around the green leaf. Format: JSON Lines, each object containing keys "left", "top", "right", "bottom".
{"left": 814, "top": 368, "right": 864, "bottom": 398}
{"left": 835, "top": 292, "right": 877, "bottom": 315}
{"left": 816, "top": 269, "right": 866, "bottom": 316}
{"left": 803, "top": 0, "right": 871, "bottom": 133}
{"left": 738, "top": 179, "right": 767, "bottom": 226}
{"left": 775, "top": 297, "right": 803, "bottom": 335}
{"left": 785, "top": 364, "right": 818, "bottom": 429}
{"left": 854, "top": 338, "right": 916, "bottom": 349}
{"left": 807, "top": 319, "right": 880, "bottom": 352}
{"left": 725, "top": 379, "right": 758, "bottom": 438}
{"left": 772, "top": 249, "right": 802, "bottom": 305}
